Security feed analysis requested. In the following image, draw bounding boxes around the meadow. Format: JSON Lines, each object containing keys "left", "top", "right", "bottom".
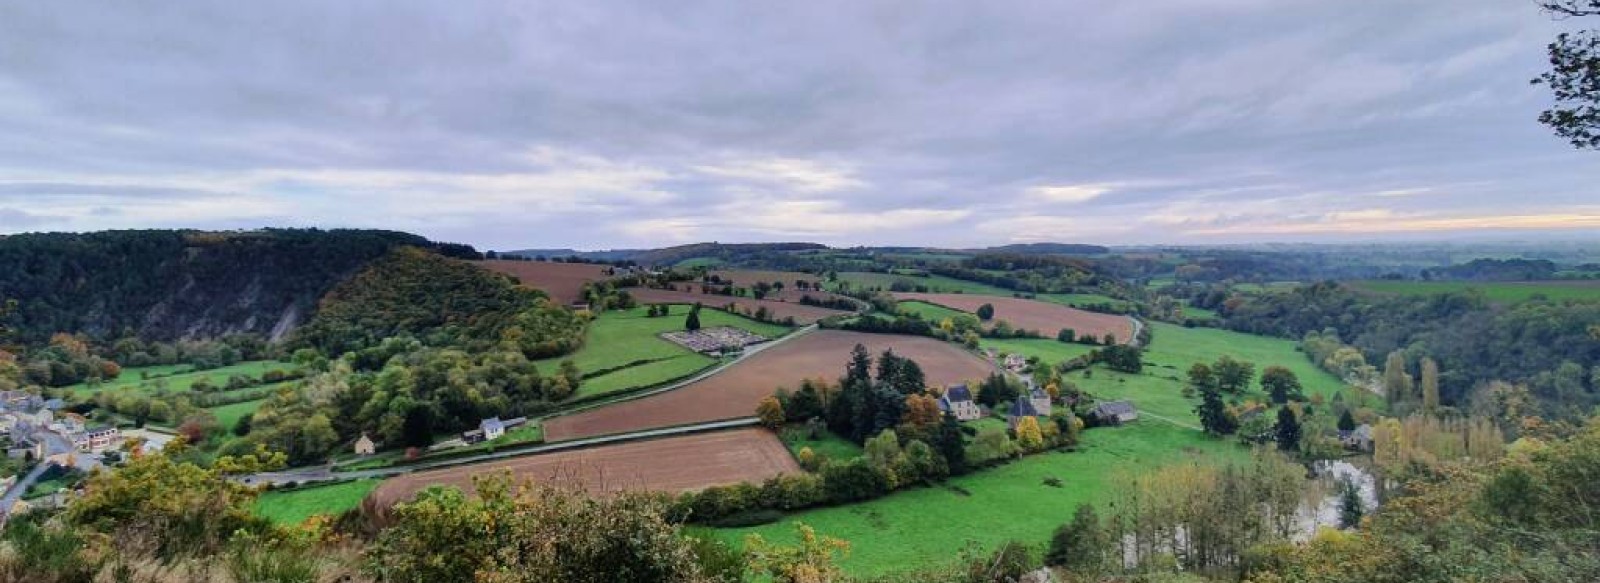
{"left": 1349, "top": 279, "right": 1600, "bottom": 304}
{"left": 780, "top": 425, "right": 862, "bottom": 462}
{"left": 1036, "top": 292, "right": 1134, "bottom": 311}
{"left": 717, "top": 422, "right": 1248, "bottom": 575}
{"left": 206, "top": 398, "right": 266, "bottom": 432}
{"left": 534, "top": 304, "right": 791, "bottom": 400}
{"left": 832, "top": 272, "right": 1015, "bottom": 296}
{"left": 253, "top": 479, "right": 381, "bottom": 526}
{"left": 63, "top": 360, "right": 295, "bottom": 397}
{"left": 895, "top": 300, "right": 969, "bottom": 323}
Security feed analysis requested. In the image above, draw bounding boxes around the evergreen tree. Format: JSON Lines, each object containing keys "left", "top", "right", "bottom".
{"left": 1195, "top": 384, "right": 1237, "bottom": 436}
{"left": 1338, "top": 478, "right": 1365, "bottom": 529}
{"left": 685, "top": 303, "right": 702, "bottom": 331}
{"left": 1274, "top": 406, "right": 1301, "bottom": 452}
{"left": 932, "top": 413, "right": 969, "bottom": 475}
{"left": 1420, "top": 357, "right": 1441, "bottom": 411}
{"left": 401, "top": 405, "right": 434, "bottom": 448}
{"left": 976, "top": 303, "right": 996, "bottom": 321}
{"left": 1047, "top": 503, "right": 1106, "bottom": 573}
{"left": 1337, "top": 409, "right": 1357, "bottom": 432}
{"left": 845, "top": 343, "right": 873, "bottom": 386}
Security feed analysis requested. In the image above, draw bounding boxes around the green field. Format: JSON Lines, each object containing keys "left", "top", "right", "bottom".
{"left": 780, "top": 426, "right": 862, "bottom": 463}
{"left": 254, "top": 479, "right": 381, "bottom": 526}
{"left": 1182, "top": 303, "right": 1219, "bottom": 320}
{"left": 64, "top": 360, "right": 296, "bottom": 397}
{"left": 896, "top": 300, "right": 969, "bottom": 323}
{"left": 1350, "top": 279, "right": 1600, "bottom": 304}
{"left": 535, "top": 305, "right": 792, "bottom": 400}
{"left": 717, "top": 422, "right": 1247, "bottom": 575}
{"left": 979, "top": 338, "right": 1097, "bottom": 367}
{"left": 1066, "top": 322, "right": 1373, "bottom": 423}
{"left": 207, "top": 398, "right": 266, "bottom": 432}
{"left": 832, "top": 272, "right": 1014, "bottom": 296}
{"left": 1036, "top": 293, "right": 1134, "bottom": 311}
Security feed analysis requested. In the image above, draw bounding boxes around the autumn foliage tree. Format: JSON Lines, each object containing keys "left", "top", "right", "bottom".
{"left": 757, "top": 396, "right": 786, "bottom": 430}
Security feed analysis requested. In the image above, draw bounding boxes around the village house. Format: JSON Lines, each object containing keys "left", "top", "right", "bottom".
{"left": 353, "top": 433, "right": 376, "bottom": 456}
{"left": 73, "top": 425, "right": 121, "bottom": 452}
{"left": 1026, "top": 387, "right": 1052, "bottom": 417}
{"left": 1007, "top": 397, "right": 1042, "bottom": 430}
{"left": 1092, "top": 400, "right": 1139, "bottom": 425}
{"left": 1339, "top": 424, "right": 1374, "bottom": 452}
{"left": 1002, "top": 353, "right": 1027, "bottom": 373}
{"left": 461, "top": 416, "right": 527, "bottom": 444}
{"left": 937, "top": 384, "right": 982, "bottom": 421}
{"left": 6, "top": 437, "right": 43, "bottom": 460}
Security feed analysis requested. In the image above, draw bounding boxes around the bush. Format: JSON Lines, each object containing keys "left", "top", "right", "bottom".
{"left": 703, "top": 509, "right": 784, "bottom": 528}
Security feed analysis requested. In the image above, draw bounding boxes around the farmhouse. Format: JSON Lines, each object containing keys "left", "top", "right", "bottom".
{"left": 461, "top": 416, "right": 527, "bottom": 444}
{"left": 1007, "top": 397, "right": 1042, "bottom": 430}
{"left": 1002, "top": 353, "right": 1027, "bottom": 373}
{"left": 6, "top": 437, "right": 42, "bottom": 460}
{"left": 1026, "top": 387, "right": 1052, "bottom": 417}
{"left": 1092, "top": 400, "right": 1138, "bottom": 425}
{"left": 1340, "top": 424, "right": 1374, "bottom": 451}
{"left": 938, "top": 384, "right": 982, "bottom": 421}
{"left": 353, "top": 433, "right": 376, "bottom": 456}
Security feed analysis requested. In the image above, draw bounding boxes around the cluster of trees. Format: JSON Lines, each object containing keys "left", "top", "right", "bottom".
{"left": 797, "top": 294, "right": 859, "bottom": 311}
{"left": 0, "top": 229, "right": 467, "bottom": 345}
{"left": 1224, "top": 282, "right": 1600, "bottom": 418}
{"left": 293, "top": 247, "right": 586, "bottom": 358}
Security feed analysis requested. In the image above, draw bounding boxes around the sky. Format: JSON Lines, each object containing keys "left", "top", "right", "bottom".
{"left": 1, "top": 1, "right": 1597, "bottom": 251}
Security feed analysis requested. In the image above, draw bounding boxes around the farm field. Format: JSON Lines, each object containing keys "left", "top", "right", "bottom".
{"left": 207, "top": 398, "right": 265, "bottom": 432}
{"left": 1036, "top": 292, "right": 1134, "bottom": 311}
{"left": 979, "top": 338, "right": 1098, "bottom": 366}
{"left": 371, "top": 428, "right": 798, "bottom": 506}
{"left": 893, "top": 293, "right": 1135, "bottom": 344}
{"left": 831, "top": 272, "right": 1015, "bottom": 296}
{"left": 896, "top": 300, "right": 968, "bottom": 323}
{"left": 63, "top": 360, "right": 295, "bottom": 397}
{"left": 780, "top": 425, "right": 862, "bottom": 462}
{"left": 477, "top": 259, "right": 615, "bottom": 305}
{"left": 717, "top": 421, "right": 1249, "bottom": 576}
{"left": 533, "top": 305, "right": 790, "bottom": 400}
{"left": 1065, "top": 322, "right": 1373, "bottom": 423}
{"left": 627, "top": 287, "right": 850, "bottom": 324}
{"left": 254, "top": 479, "right": 381, "bottom": 526}
{"left": 543, "top": 331, "right": 996, "bottom": 441}
{"left": 1349, "top": 279, "right": 1600, "bottom": 303}
{"left": 708, "top": 269, "right": 823, "bottom": 289}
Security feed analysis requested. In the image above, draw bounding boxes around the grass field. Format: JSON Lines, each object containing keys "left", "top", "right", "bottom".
{"left": 535, "top": 305, "right": 791, "bottom": 400}
{"left": 717, "top": 422, "right": 1248, "bottom": 575}
{"left": 780, "top": 425, "right": 862, "bottom": 463}
{"left": 979, "top": 338, "right": 1098, "bottom": 367}
{"left": 207, "top": 398, "right": 265, "bottom": 432}
{"left": 64, "top": 360, "right": 296, "bottom": 397}
{"left": 896, "top": 300, "right": 969, "bottom": 323}
{"left": 832, "top": 272, "right": 1015, "bottom": 296}
{"left": 1349, "top": 279, "right": 1600, "bottom": 304}
{"left": 1036, "top": 293, "right": 1134, "bottom": 311}
{"left": 254, "top": 479, "right": 380, "bottom": 526}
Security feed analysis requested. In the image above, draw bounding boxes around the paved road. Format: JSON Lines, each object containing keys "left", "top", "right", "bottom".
{"left": 0, "top": 461, "right": 54, "bottom": 520}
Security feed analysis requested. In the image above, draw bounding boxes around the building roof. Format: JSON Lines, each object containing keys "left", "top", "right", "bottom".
{"left": 943, "top": 384, "right": 974, "bottom": 403}
{"left": 1009, "top": 397, "right": 1039, "bottom": 417}
{"left": 1094, "top": 400, "right": 1137, "bottom": 417}
{"left": 1029, "top": 388, "right": 1049, "bottom": 401}
{"left": 480, "top": 417, "right": 505, "bottom": 432}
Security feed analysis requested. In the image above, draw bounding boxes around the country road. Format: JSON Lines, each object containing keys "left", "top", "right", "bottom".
{"left": 246, "top": 325, "right": 823, "bottom": 486}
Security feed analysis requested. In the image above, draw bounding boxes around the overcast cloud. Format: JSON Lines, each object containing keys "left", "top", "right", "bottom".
{"left": 1, "top": 1, "right": 1596, "bottom": 249}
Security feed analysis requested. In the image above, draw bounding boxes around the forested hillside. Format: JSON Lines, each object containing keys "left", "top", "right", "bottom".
{"left": 0, "top": 229, "right": 477, "bottom": 343}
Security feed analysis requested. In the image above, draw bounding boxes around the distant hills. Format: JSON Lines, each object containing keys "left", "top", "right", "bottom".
{"left": 499, "top": 241, "right": 1108, "bottom": 265}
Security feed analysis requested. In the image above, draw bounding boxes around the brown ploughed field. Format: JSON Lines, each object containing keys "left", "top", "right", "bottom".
{"left": 543, "top": 330, "right": 996, "bottom": 441}
{"left": 893, "top": 293, "right": 1134, "bottom": 343}
{"left": 626, "top": 287, "right": 849, "bottom": 324}
{"left": 371, "top": 428, "right": 797, "bottom": 504}
{"left": 478, "top": 260, "right": 613, "bottom": 305}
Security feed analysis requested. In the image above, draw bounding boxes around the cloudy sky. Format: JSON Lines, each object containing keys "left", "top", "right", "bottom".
{"left": 1, "top": 1, "right": 1597, "bottom": 250}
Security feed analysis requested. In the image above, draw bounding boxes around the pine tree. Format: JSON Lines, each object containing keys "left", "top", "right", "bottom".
{"left": 1274, "top": 406, "right": 1301, "bottom": 452}
{"left": 1338, "top": 478, "right": 1365, "bottom": 529}
{"left": 932, "top": 413, "right": 968, "bottom": 475}
{"left": 1337, "top": 409, "right": 1357, "bottom": 432}
{"left": 685, "top": 303, "right": 702, "bottom": 331}
{"left": 1047, "top": 504, "right": 1106, "bottom": 573}
{"left": 1195, "top": 384, "right": 1237, "bottom": 436}
{"left": 845, "top": 344, "right": 873, "bottom": 385}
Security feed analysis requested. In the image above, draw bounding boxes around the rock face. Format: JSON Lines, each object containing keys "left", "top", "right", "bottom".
{"left": 0, "top": 229, "right": 449, "bottom": 343}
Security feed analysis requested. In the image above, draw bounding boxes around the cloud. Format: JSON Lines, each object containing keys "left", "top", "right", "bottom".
{"left": 0, "top": 1, "right": 1593, "bottom": 248}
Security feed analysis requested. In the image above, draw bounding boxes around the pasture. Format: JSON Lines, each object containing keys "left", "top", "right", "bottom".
{"left": 1036, "top": 292, "right": 1135, "bottom": 311}
{"left": 627, "top": 287, "right": 850, "bottom": 324}
{"left": 717, "top": 422, "right": 1248, "bottom": 576}
{"left": 893, "top": 293, "right": 1135, "bottom": 344}
{"left": 542, "top": 330, "right": 996, "bottom": 441}
{"left": 63, "top": 360, "right": 295, "bottom": 397}
{"left": 1349, "top": 279, "right": 1600, "bottom": 303}
{"left": 477, "top": 259, "right": 615, "bottom": 305}
{"left": 533, "top": 304, "right": 790, "bottom": 400}
{"left": 254, "top": 479, "right": 381, "bottom": 526}
{"left": 979, "top": 337, "right": 1098, "bottom": 366}
{"left": 371, "top": 428, "right": 798, "bottom": 506}
{"left": 207, "top": 398, "right": 265, "bottom": 432}
{"left": 830, "top": 272, "right": 1015, "bottom": 296}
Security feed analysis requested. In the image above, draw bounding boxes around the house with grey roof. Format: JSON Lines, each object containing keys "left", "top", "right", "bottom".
{"left": 1008, "top": 397, "right": 1041, "bottom": 430}
{"left": 1092, "top": 400, "right": 1138, "bottom": 425}
{"left": 1027, "top": 387, "right": 1052, "bottom": 417}
{"left": 937, "top": 384, "right": 981, "bottom": 421}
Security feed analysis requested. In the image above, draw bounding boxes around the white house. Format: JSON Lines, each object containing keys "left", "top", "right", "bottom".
{"left": 353, "top": 433, "right": 376, "bottom": 456}
{"left": 937, "top": 384, "right": 982, "bottom": 421}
